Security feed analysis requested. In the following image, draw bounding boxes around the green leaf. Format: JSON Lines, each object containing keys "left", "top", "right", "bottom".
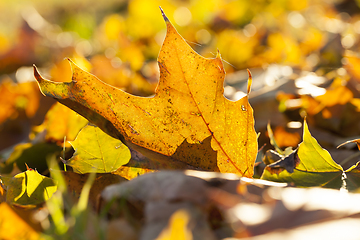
{"left": 64, "top": 124, "right": 131, "bottom": 173}
{"left": 1, "top": 169, "right": 57, "bottom": 206}
{"left": 261, "top": 120, "right": 344, "bottom": 189}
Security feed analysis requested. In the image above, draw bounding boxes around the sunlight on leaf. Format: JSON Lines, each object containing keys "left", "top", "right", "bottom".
{"left": 64, "top": 124, "right": 131, "bottom": 173}
{"left": 297, "top": 120, "right": 342, "bottom": 172}
{"left": 261, "top": 120, "right": 344, "bottom": 188}
{"left": 34, "top": 9, "right": 257, "bottom": 177}
{"left": 1, "top": 169, "right": 57, "bottom": 206}
{"left": 0, "top": 202, "right": 40, "bottom": 240}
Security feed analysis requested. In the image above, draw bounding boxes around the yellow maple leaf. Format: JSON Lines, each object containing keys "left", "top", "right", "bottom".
{"left": 34, "top": 9, "right": 257, "bottom": 177}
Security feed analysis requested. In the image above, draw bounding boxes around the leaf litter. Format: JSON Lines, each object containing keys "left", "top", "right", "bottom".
{"left": 2, "top": 2, "right": 360, "bottom": 240}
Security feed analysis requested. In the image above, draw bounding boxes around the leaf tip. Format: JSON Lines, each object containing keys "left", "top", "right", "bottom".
{"left": 247, "top": 69, "right": 252, "bottom": 95}
{"left": 66, "top": 57, "right": 76, "bottom": 69}
{"left": 65, "top": 58, "right": 80, "bottom": 83}
{"left": 216, "top": 49, "right": 221, "bottom": 59}
{"left": 159, "top": 6, "right": 169, "bottom": 22}
{"left": 33, "top": 64, "right": 43, "bottom": 83}
{"left": 25, "top": 163, "right": 33, "bottom": 171}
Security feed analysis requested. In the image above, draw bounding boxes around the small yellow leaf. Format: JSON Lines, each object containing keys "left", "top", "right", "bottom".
{"left": 0, "top": 79, "right": 40, "bottom": 124}
{"left": 40, "top": 102, "right": 88, "bottom": 145}
{"left": 65, "top": 124, "right": 131, "bottom": 173}
{"left": 0, "top": 202, "right": 40, "bottom": 240}
{"left": 156, "top": 209, "right": 192, "bottom": 240}
{"left": 1, "top": 169, "right": 57, "bottom": 206}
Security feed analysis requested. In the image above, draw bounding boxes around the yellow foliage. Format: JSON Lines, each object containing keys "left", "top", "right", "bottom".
{"left": 156, "top": 210, "right": 192, "bottom": 240}
{"left": 0, "top": 79, "right": 40, "bottom": 124}
{"left": 0, "top": 203, "right": 40, "bottom": 240}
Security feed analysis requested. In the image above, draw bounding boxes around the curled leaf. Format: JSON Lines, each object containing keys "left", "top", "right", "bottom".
{"left": 261, "top": 120, "right": 343, "bottom": 189}
{"left": 34, "top": 10, "right": 257, "bottom": 176}
{"left": 265, "top": 149, "right": 300, "bottom": 174}
{"left": 337, "top": 138, "right": 360, "bottom": 150}
{"left": 1, "top": 170, "right": 57, "bottom": 206}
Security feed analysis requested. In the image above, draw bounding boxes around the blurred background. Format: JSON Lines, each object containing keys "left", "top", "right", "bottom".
{"left": 2, "top": 0, "right": 360, "bottom": 173}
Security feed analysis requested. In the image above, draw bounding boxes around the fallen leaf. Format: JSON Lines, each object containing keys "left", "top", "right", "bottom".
{"left": 34, "top": 9, "right": 257, "bottom": 177}
{"left": 261, "top": 120, "right": 344, "bottom": 188}
{"left": 40, "top": 102, "right": 88, "bottom": 146}
{"left": 344, "top": 50, "right": 360, "bottom": 81}
{"left": 273, "top": 126, "right": 300, "bottom": 148}
{"left": 0, "top": 202, "right": 40, "bottom": 240}
{"left": 156, "top": 209, "right": 193, "bottom": 240}
{"left": 0, "top": 79, "right": 40, "bottom": 125}
{"left": 315, "top": 82, "right": 353, "bottom": 107}
{"left": 63, "top": 124, "right": 131, "bottom": 173}
{"left": 1, "top": 169, "right": 57, "bottom": 206}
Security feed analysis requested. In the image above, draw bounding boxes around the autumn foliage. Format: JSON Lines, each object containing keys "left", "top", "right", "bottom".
{"left": 2, "top": 0, "right": 360, "bottom": 239}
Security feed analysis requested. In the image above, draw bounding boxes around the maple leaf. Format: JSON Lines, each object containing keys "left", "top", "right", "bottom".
{"left": 33, "top": 9, "right": 257, "bottom": 177}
